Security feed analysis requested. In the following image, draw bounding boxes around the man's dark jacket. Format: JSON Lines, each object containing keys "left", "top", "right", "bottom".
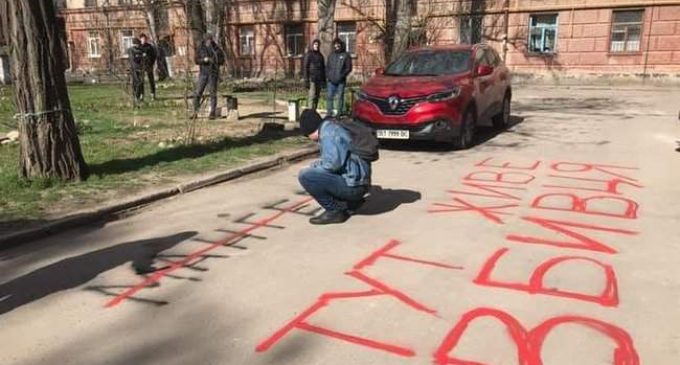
{"left": 326, "top": 39, "right": 352, "bottom": 84}
{"left": 303, "top": 43, "right": 326, "bottom": 84}
{"left": 195, "top": 41, "right": 226, "bottom": 74}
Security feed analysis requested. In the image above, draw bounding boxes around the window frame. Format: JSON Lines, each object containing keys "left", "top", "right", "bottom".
{"left": 119, "top": 29, "right": 134, "bottom": 58}
{"left": 609, "top": 9, "right": 645, "bottom": 54}
{"left": 336, "top": 21, "right": 357, "bottom": 56}
{"left": 527, "top": 13, "right": 559, "bottom": 55}
{"left": 284, "top": 23, "right": 305, "bottom": 58}
{"left": 239, "top": 26, "right": 255, "bottom": 57}
{"left": 88, "top": 31, "right": 101, "bottom": 59}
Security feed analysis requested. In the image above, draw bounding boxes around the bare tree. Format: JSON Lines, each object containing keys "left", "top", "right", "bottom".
{"left": 1, "top": 0, "right": 89, "bottom": 181}
{"left": 340, "top": 0, "right": 414, "bottom": 64}
{"left": 317, "top": 0, "right": 337, "bottom": 57}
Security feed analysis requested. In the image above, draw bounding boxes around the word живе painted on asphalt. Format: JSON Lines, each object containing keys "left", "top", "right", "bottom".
{"left": 258, "top": 157, "right": 642, "bottom": 364}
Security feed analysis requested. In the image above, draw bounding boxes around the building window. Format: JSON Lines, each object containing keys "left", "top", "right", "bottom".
{"left": 528, "top": 14, "right": 558, "bottom": 53}
{"left": 460, "top": 15, "right": 483, "bottom": 44}
{"left": 120, "top": 29, "right": 133, "bottom": 57}
{"left": 88, "top": 32, "right": 101, "bottom": 58}
{"left": 285, "top": 23, "right": 304, "bottom": 57}
{"left": 610, "top": 10, "right": 643, "bottom": 52}
{"left": 240, "top": 26, "right": 255, "bottom": 56}
{"left": 118, "top": 0, "right": 134, "bottom": 5}
{"left": 84, "top": 0, "right": 97, "bottom": 7}
{"left": 336, "top": 22, "right": 356, "bottom": 55}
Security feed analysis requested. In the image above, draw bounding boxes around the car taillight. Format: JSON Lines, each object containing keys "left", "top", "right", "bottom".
{"left": 427, "top": 88, "right": 460, "bottom": 102}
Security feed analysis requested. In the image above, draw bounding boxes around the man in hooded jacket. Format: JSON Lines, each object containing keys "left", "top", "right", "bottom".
{"left": 325, "top": 38, "right": 352, "bottom": 116}
{"left": 303, "top": 39, "right": 325, "bottom": 111}
{"left": 193, "top": 33, "right": 225, "bottom": 119}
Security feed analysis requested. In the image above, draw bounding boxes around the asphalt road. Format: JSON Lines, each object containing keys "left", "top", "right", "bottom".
{"left": 1, "top": 85, "right": 679, "bottom": 365}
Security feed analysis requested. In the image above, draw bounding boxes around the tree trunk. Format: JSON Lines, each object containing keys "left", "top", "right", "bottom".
{"left": 1, "top": 0, "right": 89, "bottom": 181}
{"left": 317, "top": 0, "right": 337, "bottom": 57}
{"left": 392, "top": 0, "right": 412, "bottom": 61}
{"left": 185, "top": 0, "right": 206, "bottom": 51}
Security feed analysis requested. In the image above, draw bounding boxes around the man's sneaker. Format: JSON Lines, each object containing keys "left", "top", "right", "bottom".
{"left": 310, "top": 210, "right": 349, "bottom": 225}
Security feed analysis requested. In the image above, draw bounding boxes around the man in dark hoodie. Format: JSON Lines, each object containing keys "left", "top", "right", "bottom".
{"left": 139, "top": 34, "right": 157, "bottom": 101}
{"left": 326, "top": 38, "right": 352, "bottom": 116}
{"left": 127, "top": 37, "right": 145, "bottom": 105}
{"left": 303, "top": 39, "right": 326, "bottom": 111}
{"left": 193, "top": 33, "right": 225, "bottom": 119}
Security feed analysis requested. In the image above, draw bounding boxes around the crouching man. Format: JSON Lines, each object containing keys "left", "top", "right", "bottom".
{"left": 298, "top": 109, "right": 376, "bottom": 225}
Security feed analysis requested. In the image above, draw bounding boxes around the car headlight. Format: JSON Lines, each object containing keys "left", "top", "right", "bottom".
{"left": 356, "top": 91, "right": 369, "bottom": 101}
{"left": 427, "top": 88, "right": 460, "bottom": 102}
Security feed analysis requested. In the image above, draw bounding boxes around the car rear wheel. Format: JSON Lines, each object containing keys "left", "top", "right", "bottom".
{"left": 492, "top": 93, "right": 511, "bottom": 129}
{"left": 454, "top": 109, "right": 476, "bottom": 150}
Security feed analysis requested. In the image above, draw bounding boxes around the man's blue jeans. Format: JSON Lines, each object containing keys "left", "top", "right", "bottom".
{"left": 327, "top": 82, "right": 346, "bottom": 116}
{"left": 298, "top": 167, "right": 367, "bottom": 213}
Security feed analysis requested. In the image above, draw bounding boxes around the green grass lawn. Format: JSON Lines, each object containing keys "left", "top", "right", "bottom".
{"left": 0, "top": 83, "right": 311, "bottom": 227}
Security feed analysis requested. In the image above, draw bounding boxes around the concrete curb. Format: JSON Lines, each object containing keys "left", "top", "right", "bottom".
{"left": 0, "top": 146, "right": 319, "bottom": 250}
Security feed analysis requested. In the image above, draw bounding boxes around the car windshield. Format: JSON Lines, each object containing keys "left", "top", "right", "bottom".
{"left": 384, "top": 50, "right": 471, "bottom": 76}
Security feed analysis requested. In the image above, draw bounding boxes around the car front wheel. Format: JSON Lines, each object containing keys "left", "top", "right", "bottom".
{"left": 454, "top": 109, "right": 476, "bottom": 150}
{"left": 492, "top": 93, "right": 511, "bottom": 129}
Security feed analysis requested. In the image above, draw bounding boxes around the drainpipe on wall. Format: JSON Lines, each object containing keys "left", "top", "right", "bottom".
{"left": 642, "top": 6, "right": 654, "bottom": 82}
{"left": 502, "top": 0, "right": 509, "bottom": 61}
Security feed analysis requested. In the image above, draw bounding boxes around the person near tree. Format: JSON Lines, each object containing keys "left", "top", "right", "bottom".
{"left": 193, "top": 33, "right": 225, "bottom": 119}
{"left": 303, "top": 39, "right": 326, "bottom": 111}
{"left": 138, "top": 33, "right": 157, "bottom": 101}
{"left": 325, "top": 38, "right": 352, "bottom": 116}
{"left": 127, "top": 37, "right": 145, "bottom": 105}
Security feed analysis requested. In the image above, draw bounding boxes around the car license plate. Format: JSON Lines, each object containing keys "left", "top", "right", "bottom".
{"left": 376, "top": 129, "right": 409, "bottom": 139}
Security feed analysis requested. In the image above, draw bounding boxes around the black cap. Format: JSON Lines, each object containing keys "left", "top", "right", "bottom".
{"left": 299, "top": 109, "right": 322, "bottom": 135}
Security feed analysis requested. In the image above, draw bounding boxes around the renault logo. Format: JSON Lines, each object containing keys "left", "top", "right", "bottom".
{"left": 388, "top": 95, "right": 400, "bottom": 110}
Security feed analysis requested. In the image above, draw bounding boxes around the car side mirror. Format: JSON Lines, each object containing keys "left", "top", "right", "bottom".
{"left": 375, "top": 67, "right": 384, "bottom": 75}
{"left": 476, "top": 65, "right": 494, "bottom": 77}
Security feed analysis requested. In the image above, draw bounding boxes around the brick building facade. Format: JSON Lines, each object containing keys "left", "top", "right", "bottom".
{"left": 57, "top": 0, "right": 680, "bottom": 81}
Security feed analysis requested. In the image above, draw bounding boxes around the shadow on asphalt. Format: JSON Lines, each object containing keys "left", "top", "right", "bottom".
{"left": 378, "top": 115, "right": 525, "bottom": 153}
{"left": 354, "top": 185, "right": 421, "bottom": 216}
{"left": 0, "top": 231, "right": 196, "bottom": 316}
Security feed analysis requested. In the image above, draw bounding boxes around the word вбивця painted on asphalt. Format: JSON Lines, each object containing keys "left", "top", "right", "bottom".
{"left": 258, "top": 157, "right": 642, "bottom": 364}
{"left": 433, "top": 157, "right": 641, "bottom": 364}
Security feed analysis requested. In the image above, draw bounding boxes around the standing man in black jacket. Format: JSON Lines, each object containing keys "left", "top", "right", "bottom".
{"left": 193, "top": 33, "right": 225, "bottom": 119}
{"left": 128, "top": 37, "right": 145, "bottom": 106}
{"left": 303, "top": 39, "right": 325, "bottom": 111}
{"left": 325, "top": 38, "right": 352, "bottom": 116}
{"left": 139, "top": 34, "right": 157, "bottom": 101}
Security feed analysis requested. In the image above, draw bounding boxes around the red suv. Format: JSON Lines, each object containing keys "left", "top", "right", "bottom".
{"left": 352, "top": 44, "right": 512, "bottom": 149}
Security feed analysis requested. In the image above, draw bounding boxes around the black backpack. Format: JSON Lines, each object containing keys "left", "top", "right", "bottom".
{"left": 333, "top": 116, "right": 379, "bottom": 162}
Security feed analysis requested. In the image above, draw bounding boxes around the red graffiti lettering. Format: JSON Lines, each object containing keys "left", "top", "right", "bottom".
{"left": 531, "top": 193, "right": 639, "bottom": 219}
{"left": 255, "top": 290, "right": 416, "bottom": 357}
{"left": 433, "top": 307, "right": 639, "bottom": 365}
{"left": 353, "top": 239, "right": 463, "bottom": 271}
{"left": 429, "top": 197, "right": 519, "bottom": 224}
{"left": 543, "top": 175, "right": 644, "bottom": 195}
{"left": 465, "top": 171, "right": 536, "bottom": 185}
{"left": 549, "top": 162, "right": 639, "bottom": 182}
{"left": 476, "top": 157, "right": 542, "bottom": 170}
{"left": 507, "top": 216, "right": 638, "bottom": 254}
{"left": 474, "top": 248, "right": 619, "bottom": 306}
{"left": 448, "top": 183, "right": 526, "bottom": 201}
{"left": 257, "top": 240, "right": 462, "bottom": 357}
